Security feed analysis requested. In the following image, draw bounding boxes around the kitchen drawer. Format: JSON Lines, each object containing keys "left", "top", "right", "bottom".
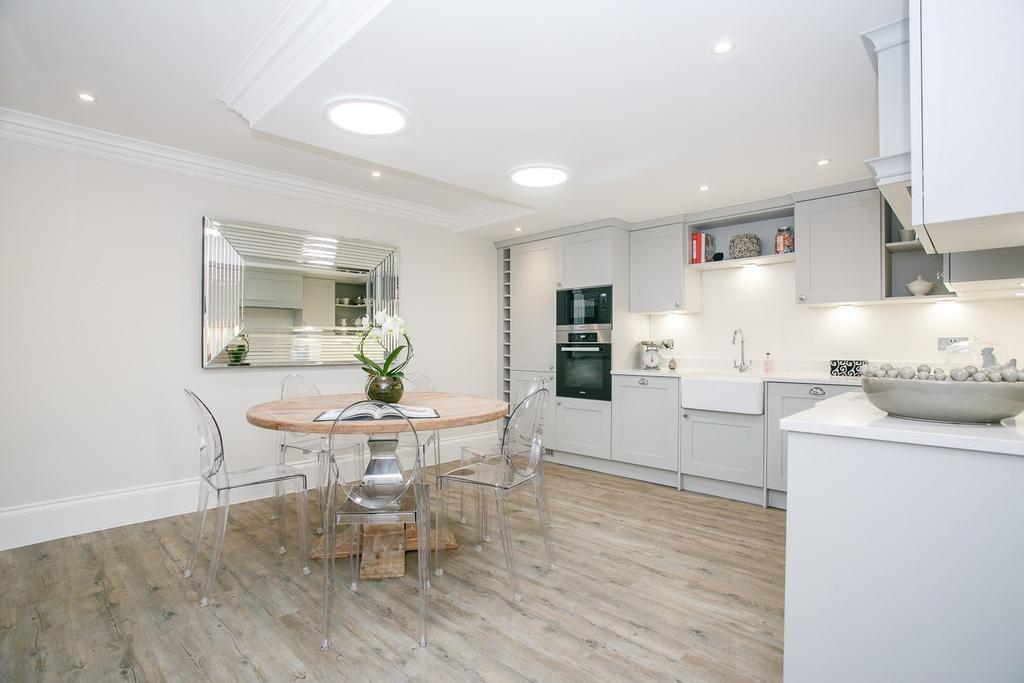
{"left": 680, "top": 409, "right": 764, "bottom": 486}
{"left": 766, "top": 382, "right": 856, "bottom": 491}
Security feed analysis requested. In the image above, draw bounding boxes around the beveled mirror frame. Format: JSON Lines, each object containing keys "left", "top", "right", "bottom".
{"left": 201, "top": 217, "right": 398, "bottom": 368}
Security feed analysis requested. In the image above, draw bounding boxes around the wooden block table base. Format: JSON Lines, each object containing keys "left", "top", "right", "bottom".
{"left": 309, "top": 525, "right": 458, "bottom": 580}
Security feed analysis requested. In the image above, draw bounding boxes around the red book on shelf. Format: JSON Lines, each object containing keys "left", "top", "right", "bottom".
{"left": 690, "top": 231, "right": 701, "bottom": 264}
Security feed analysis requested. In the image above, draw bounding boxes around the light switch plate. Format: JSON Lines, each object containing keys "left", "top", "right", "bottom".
{"left": 937, "top": 336, "right": 968, "bottom": 351}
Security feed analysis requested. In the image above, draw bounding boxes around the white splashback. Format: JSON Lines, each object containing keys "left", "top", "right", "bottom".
{"left": 650, "top": 262, "right": 1024, "bottom": 366}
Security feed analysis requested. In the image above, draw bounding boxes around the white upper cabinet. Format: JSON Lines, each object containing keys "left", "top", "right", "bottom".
{"left": 795, "top": 189, "right": 883, "bottom": 305}
{"left": 555, "top": 227, "right": 613, "bottom": 289}
{"left": 910, "top": 0, "right": 1024, "bottom": 252}
{"left": 300, "top": 277, "right": 334, "bottom": 327}
{"left": 509, "top": 238, "right": 556, "bottom": 372}
{"left": 244, "top": 268, "right": 303, "bottom": 309}
{"left": 628, "top": 224, "right": 701, "bottom": 313}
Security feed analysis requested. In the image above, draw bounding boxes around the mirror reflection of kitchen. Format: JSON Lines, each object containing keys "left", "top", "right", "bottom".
{"left": 242, "top": 266, "right": 369, "bottom": 332}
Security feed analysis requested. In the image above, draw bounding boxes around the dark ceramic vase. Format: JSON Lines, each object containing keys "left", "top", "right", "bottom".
{"left": 365, "top": 375, "right": 404, "bottom": 403}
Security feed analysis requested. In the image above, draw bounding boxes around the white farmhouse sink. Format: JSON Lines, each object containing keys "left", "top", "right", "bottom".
{"left": 680, "top": 372, "right": 765, "bottom": 414}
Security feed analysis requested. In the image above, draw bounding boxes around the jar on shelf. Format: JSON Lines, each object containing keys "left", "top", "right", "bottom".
{"left": 775, "top": 227, "right": 795, "bottom": 254}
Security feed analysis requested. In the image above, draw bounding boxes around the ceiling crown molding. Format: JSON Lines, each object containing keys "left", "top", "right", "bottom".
{"left": 217, "top": 0, "right": 394, "bottom": 125}
{"left": 0, "top": 107, "right": 482, "bottom": 228}
{"left": 450, "top": 203, "right": 539, "bottom": 233}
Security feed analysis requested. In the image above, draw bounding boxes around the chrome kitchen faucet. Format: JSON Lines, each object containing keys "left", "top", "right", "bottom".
{"left": 732, "top": 328, "right": 750, "bottom": 373}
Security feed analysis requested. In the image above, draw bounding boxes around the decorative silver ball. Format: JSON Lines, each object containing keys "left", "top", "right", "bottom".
{"left": 899, "top": 366, "right": 916, "bottom": 379}
{"left": 933, "top": 368, "right": 946, "bottom": 380}
{"left": 949, "top": 368, "right": 969, "bottom": 381}
{"left": 988, "top": 370, "right": 1003, "bottom": 382}
{"left": 972, "top": 372, "right": 989, "bottom": 382}
{"left": 917, "top": 370, "right": 930, "bottom": 380}
{"left": 916, "top": 364, "right": 931, "bottom": 374}
{"left": 879, "top": 363, "right": 893, "bottom": 372}
{"left": 1002, "top": 368, "right": 1020, "bottom": 383}
{"left": 965, "top": 365, "right": 979, "bottom": 376}
{"left": 886, "top": 369, "right": 900, "bottom": 378}
{"left": 859, "top": 364, "right": 876, "bottom": 376}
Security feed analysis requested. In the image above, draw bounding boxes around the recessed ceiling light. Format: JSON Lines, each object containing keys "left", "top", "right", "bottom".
{"left": 325, "top": 99, "right": 410, "bottom": 136}
{"left": 78, "top": 92, "right": 96, "bottom": 102}
{"left": 698, "top": 185, "right": 710, "bottom": 192}
{"left": 1015, "top": 291, "right": 1024, "bottom": 297}
{"left": 509, "top": 166, "right": 570, "bottom": 188}
{"left": 371, "top": 170, "right": 382, "bottom": 177}
{"left": 711, "top": 40, "right": 734, "bottom": 55}
{"left": 513, "top": 226, "right": 523, "bottom": 232}
{"left": 816, "top": 158, "right": 831, "bottom": 166}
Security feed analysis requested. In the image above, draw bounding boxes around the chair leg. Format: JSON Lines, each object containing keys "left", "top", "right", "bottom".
{"left": 321, "top": 480, "right": 337, "bottom": 650}
{"left": 296, "top": 484, "right": 311, "bottom": 576}
{"left": 275, "top": 486, "right": 287, "bottom": 555}
{"left": 474, "top": 487, "right": 485, "bottom": 552}
{"left": 184, "top": 484, "right": 210, "bottom": 578}
{"left": 416, "top": 484, "right": 430, "bottom": 647}
{"left": 200, "top": 490, "right": 230, "bottom": 607}
{"left": 534, "top": 475, "right": 557, "bottom": 572}
{"left": 349, "top": 523, "right": 361, "bottom": 593}
{"left": 495, "top": 492, "right": 522, "bottom": 602}
{"left": 272, "top": 443, "right": 286, "bottom": 521}
{"left": 436, "top": 477, "right": 447, "bottom": 576}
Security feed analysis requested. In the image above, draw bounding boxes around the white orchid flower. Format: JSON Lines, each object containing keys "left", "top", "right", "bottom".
{"left": 359, "top": 315, "right": 370, "bottom": 331}
{"left": 369, "top": 326, "right": 384, "bottom": 340}
{"left": 374, "top": 311, "right": 389, "bottom": 326}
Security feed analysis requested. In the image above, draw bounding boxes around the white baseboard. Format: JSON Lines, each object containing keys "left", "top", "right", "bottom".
{"left": 0, "top": 432, "right": 494, "bottom": 552}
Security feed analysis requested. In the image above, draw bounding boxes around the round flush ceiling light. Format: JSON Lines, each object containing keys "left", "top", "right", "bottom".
{"left": 509, "top": 166, "right": 570, "bottom": 188}
{"left": 325, "top": 99, "right": 411, "bottom": 136}
{"left": 711, "top": 40, "right": 734, "bottom": 54}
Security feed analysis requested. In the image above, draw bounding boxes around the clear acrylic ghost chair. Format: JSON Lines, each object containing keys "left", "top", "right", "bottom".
{"left": 321, "top": 401, "right": 431, "bottom": 649}
{"left": 460, "top": 376, "right": 551, "bottom": 541}
{"left": 275, "top": 374, "right": 332, "bottom": 533}
{"left": 182, "top": 390, "right": 310, "bottom": 607}
{"left": 435, "top": 386, "right": 555, "bottom": 602}
{"left": 401, "top": 372, "right": 442, "bottom": 476}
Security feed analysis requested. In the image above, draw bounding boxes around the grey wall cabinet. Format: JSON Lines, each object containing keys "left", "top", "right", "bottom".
{"left": 509, "top": 238, "right": 556, "bottom": 372}
{"left": 611, "top": 375, "right": 679, "bottom": 471}
{"left": 766, "top": 383, "right": 856, "bottom": 491}
{"left": 555, "top": 397, "right": 611, "bottom": 459}
{"left": 555, "top": 227, "right": 614, "bottom": 289}
{"left": 795, "top": 189, "right": 883, "bottom": 305}
{"left": 680, "top": 409, "right": 765, "bottom": 486}
{"left": 628, "top": 224, "right": 701, "bottom": 313}
{"left": 244, "top": 268, "right": 304, "bottom": 309}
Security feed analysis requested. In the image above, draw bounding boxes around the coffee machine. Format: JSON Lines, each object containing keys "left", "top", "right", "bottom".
{"left": 640, "top": 339, "right": 674, "bottom": 370}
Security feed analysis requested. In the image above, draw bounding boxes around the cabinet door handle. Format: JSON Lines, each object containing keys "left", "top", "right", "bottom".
{"left": 556, "top": 282, "right": 562, "bottom": 287}
{"left": 674, "top": 301, "right": 680, "bottom": 308}
{"left": 549, "top": 365, "right": 554, "bottom": 371}
{"left": 809, "top": 386, "right": 825, "bottom": 396}
{"left": 798, "top": 295, "right": 807, "bottom": 302}
{"left": 638, "top": 378, "right": 649, "bottom": 385}
{"left": 682, "top": 412, "right": 689, "bottom": 418}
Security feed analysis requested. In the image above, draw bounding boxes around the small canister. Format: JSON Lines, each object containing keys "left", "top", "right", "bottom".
{"left": 775, "top": 227, "right": 794, "bottom": 254}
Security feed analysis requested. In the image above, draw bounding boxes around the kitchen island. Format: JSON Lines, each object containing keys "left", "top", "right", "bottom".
{"left": 781, "top": 392, "right": 1024, "bottom": 682}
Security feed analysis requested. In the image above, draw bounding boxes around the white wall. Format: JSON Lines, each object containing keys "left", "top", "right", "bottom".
{"left": 651, "top": 263, "right": 1024, "bottom": 366}
{"left": 0, "top": 140, "right": 497, "bottom": 547}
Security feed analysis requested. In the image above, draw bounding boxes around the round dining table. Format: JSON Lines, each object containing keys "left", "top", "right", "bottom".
{"left": 246, "top": 391, "right": 508, "bottom": 579}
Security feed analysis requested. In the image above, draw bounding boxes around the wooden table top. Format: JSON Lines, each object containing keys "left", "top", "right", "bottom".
{"left": 246, "top": 391, "right": 508, "bottom": 435}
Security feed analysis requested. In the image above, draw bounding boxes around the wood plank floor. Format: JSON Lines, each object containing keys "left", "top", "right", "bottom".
{"left": 0, "top": 464, "right": 786, "bottom": 682}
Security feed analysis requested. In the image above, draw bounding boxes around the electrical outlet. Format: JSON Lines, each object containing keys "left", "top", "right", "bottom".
{"left": 937, "top": 336, "right": 968, "bottom": 351}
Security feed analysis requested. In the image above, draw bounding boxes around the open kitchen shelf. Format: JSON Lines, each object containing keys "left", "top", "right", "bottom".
{"left": 690, "top": 252, "right": 795, "bottom": 271}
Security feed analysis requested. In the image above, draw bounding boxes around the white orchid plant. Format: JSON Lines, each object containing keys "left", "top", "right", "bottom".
{"left": 354, "top": 312, "right": 413, "bottom": 380}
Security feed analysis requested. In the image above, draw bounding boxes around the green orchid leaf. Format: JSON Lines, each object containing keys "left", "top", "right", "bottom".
{"left": 381, "top": 345, "right": 405, "bottom": 373}
{"left": 354, "top": 353, "right": 384, "bottom": 374}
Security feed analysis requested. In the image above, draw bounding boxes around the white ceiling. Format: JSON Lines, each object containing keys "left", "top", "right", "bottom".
{"left": 0, "top": 0, "right": 904, "bottom": 239}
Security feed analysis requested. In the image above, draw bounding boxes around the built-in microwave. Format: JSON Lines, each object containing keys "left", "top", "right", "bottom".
{"left": 556, "top": 286, "right": 612, "bottom": 330}
{"left": 556, "top": 330, "right": 612, "bottom": 401}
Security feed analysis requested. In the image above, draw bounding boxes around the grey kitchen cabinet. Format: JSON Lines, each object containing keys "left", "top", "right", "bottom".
{"left": 555, "top": 397, "right": 611, "bottom": 459}
{"left": 300, "top": 277, "right": 334, "bottom": 327}
{"left": 680, "top": 409, "right": 765, "bottom": 486}
{"left": 555, "top": 227, "right": 613, "bottom": 289}
{"left": 611, "top": 374, "right": 679, "bottom": 471}
{"left": 244, "top": 268, "right": 304, "bottom": 309}
{"left": 509, "top": 238, "right": 556, "bottom": 372}
{"left": 628, "top": 224, "right": 701, "bottom": 314}
{"left": 945, "top": 246, "right": 1024, "bottom": 295}
{"left": 766, "top": 382, "right": 856, "bottom": 492}
{"left": 795, "top": 189, "right": 883, "bottom": 305}
{"left": 510, "top": 370, "right": 557, "bottom": 448}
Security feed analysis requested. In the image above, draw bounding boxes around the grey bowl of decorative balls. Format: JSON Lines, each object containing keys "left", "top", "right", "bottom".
{"left": 858, "top": 362, "right": 1024, "bottom": 424}
{"left": 728, "top": 233, "right": 761, "bottom": 259}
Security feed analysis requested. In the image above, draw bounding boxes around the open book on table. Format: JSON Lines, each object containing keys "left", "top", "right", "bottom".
{"left": 314, "top": 404, "right": 439, "bottom": 422}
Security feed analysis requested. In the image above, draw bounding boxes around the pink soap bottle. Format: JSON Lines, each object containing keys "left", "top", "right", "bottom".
{"left": 763, "top": 352, "right": 774, "bottom": 374}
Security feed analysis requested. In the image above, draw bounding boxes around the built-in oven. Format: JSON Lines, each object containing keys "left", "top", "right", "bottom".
{"left": 556, "top": 286, "right": 612, "bottom": 330}
{"left": 556, "top": 330, "right": 612, "bottom": 401}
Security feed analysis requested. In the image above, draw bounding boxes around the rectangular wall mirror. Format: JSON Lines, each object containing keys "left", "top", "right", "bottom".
{"left": 202, "top": 217, "right": 398, "bottom": 368}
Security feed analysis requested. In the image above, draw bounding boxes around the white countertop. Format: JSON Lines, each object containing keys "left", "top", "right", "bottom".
{"left": 781, "top": 392, "right": 1024, "bottom": 456}
{"left": 611, "top": 368, "right": 863, "bottom": 386}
